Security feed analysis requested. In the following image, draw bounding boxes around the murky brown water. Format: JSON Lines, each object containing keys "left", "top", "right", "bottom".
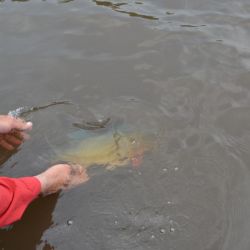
{"left": 1, "top": 0, "right": 250, "bottom": 249}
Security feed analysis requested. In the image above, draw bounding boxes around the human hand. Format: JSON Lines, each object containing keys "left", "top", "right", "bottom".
{"left": 35, "top": 164, "right": 89, "bottom": 195}
{"left": 0, "top": 115, "right": 32, "bottom": 150}
{"left": 0, "top": 115, "right": 32, "bottom": 133}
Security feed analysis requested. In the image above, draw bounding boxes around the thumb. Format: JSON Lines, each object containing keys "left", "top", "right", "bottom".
{"left": 12, "top": 118, "right": 33, "bottom": 131}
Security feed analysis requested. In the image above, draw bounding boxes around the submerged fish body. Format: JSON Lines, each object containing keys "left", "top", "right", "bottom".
{"left": 59, "top": 127, "right": 154, "bottom": 170}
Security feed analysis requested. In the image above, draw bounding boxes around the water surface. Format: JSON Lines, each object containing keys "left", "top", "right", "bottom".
{"left": 1, "top": 0, "right": 250, "bottom": 249}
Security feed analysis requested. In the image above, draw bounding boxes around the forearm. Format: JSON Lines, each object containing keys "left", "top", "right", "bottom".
{"left": 0, "top": 164, "right": 88, "bottom": 227}
{"left": 0, "top": 176, "right": 41, "bottom": 227}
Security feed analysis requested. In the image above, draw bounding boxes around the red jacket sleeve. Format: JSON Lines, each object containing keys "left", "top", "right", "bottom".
{"left": 0, "top": 176, "right": 41, "bottom": 227}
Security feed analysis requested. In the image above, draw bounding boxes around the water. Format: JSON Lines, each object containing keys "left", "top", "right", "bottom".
{"left": 0, "top": 0, "right": 250, "bottom": 249}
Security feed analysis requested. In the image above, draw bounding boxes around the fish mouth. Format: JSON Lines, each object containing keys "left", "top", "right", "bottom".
{"left": 131, "top": 154, "right": 143, "bottom": 167}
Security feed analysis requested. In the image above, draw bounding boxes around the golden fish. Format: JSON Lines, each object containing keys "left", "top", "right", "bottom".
{"left": 58, "top": 129, "right": 154, "bottom": 170}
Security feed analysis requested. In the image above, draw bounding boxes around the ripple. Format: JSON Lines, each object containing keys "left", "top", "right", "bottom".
{"left": 93, "top": 0, "right": 159, "bottom": 21}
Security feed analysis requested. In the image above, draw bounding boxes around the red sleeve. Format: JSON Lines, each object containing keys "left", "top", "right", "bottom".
{"left": 0, "top": 176, "right": 41, "bottom": 227}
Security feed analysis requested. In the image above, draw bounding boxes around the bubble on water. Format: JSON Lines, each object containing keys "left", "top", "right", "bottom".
{"left": 114, "top": 220, "right": 118, "bottom": 225}
{"left": 67, "top": 220, "right": 73, "bottom": 226}
{"left": 174, "top": 167, "right": 179, "bottom": 171}
{"left": 162, "top": 168, "right": 168, "bottom": 172}
{"left": 151, "top": 235, "right": 156, "bottom": 239}
{"left": 160, "top": 228, "right": 166, "bottom": 234}
{"left": 170, "top": 227, "right": 175, "bottom": 233}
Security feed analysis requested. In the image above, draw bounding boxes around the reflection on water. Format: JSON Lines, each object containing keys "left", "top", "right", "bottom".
{"left": 1, "top": 0, "right": 160, "bottom": 21}
{"left": 115, "top": 10, "right": 158, "bottom": 20}
{"left": 93, "top": 0, "right": 127, "bottom": 9}
{"left": 93, "top": 0, "right": 159, "bottom": 20}
{"left": 0, "top": 0, "right": 250, "bottom": 249}
{"left": 180, "top": 24, "right": 206, "bottom": 28}
{"left": 0, "top": 193, "right": 59, "bottom": 250}
{"left": 0, "top": 148, "right": 17, "bottom": 166}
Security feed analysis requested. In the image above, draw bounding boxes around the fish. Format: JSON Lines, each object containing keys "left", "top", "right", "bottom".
{"left": 57, "top": 127, "right": 154, "bottom": 170}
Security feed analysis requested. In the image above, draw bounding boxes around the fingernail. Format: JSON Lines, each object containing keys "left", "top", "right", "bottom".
{"left": 26, "top": 122, "right": 33, "bottom": 128}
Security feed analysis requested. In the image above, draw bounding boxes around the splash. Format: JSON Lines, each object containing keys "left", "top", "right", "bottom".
{"left": 8, "top": 101, "right": 72, "bottom": 118}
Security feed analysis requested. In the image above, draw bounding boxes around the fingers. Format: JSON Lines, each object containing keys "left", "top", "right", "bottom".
{"left": 11, "top": 117, "right": 32, "bottom": 131}
{"left": 36, "top": 164, "right": 89, "bottom": 195}
{"left": 4, "top": 134, "right": 23, "bottom": 145}
{"left": 0, "top": 115, "right": 32, "bottom": 151}
{"left": 11, "top": 130, "right": 30, "bottom": 140}
{"left": 68, "top": 163, "right": 90, "bottom": 183}
{"left": 0, "top": 115, "right": 33, "bottom": 134}
{"left": 0, "top": 137, "right": 15, "bottom": 151}
{"left": 0, "top": 131, "right": 30, "bottom": 151}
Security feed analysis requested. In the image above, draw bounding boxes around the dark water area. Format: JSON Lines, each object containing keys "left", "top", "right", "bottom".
{"left": 1, "top": 0, "right": 250, "bottom": 249}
